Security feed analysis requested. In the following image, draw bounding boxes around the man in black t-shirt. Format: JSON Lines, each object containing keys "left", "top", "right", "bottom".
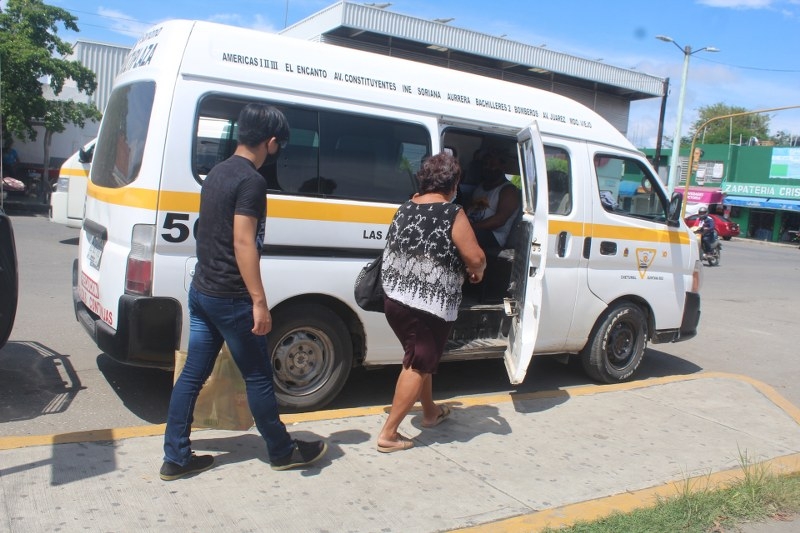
{"left": 161, "top": 104, "right": 327, "bottom": 481}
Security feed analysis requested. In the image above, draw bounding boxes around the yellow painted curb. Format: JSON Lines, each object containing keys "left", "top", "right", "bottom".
{"left": 451, "top": 453, "right": 800, "bottom": 533}
{"left": 447, "top": 371, "right": 800, "bottom": 533}
{"left": 0, "top": 372, "right": 797, "bottom": 451}
{"left": 0, "top": 424, "right": 167, "bottom": 451}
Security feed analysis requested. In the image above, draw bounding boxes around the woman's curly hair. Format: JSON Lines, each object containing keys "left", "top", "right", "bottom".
{"left": 416, "top": 152, "right": 461, "bottom": 195}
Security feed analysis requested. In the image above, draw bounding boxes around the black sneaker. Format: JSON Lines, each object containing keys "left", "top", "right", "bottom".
{"left": 159, "top": 454, "right": 214, "bottom": 481}
{"left": 270, "top": 439, "right": 328, "bottom": 471}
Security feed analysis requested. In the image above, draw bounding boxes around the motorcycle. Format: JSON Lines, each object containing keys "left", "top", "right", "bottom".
{"left": 693, "top": 227, "right": 721, "bottom": 266}
{"left": 789, "top": 230, "right": 800, "bottom": 249}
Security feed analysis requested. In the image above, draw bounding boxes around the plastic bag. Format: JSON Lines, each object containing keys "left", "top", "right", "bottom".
{"left": 174, "top": 344, "right": 254, "bottom": 431}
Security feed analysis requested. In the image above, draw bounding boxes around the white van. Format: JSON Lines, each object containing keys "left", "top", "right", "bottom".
{"left": 50, "top": 139, "right": 95, "bottom": 228}
{"left": 73, "top": 20, "right": 701, "bottom": 410}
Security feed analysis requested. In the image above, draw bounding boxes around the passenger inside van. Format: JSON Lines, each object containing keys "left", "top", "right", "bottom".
{"left": 458, "top": 146, "right": 522, "bottom": 304}
{"left": 465, "top": 147, "right": 521, "bottom": 253}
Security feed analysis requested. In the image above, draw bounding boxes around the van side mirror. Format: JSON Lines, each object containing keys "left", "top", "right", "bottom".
{"left": 667, "top": 191, "right": 683, "bottom": 226}
{"left": 79, "top": 145, "right": 94, "bottom": 164}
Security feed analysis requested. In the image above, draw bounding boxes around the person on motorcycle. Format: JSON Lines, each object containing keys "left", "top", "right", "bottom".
{"left": 696, "top": 207, "right": 717, "bottom": 256}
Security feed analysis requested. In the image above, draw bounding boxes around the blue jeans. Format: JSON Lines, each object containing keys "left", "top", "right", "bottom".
{"left": 701, "top": 234, "right": 716, "bottom": 253}
{"left": 163, "top": 286, "right": 294, "bottom": 466}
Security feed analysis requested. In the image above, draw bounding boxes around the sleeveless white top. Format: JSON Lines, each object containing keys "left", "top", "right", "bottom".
{"left": 467, "top": 181, "right": 519, "bottom": 247}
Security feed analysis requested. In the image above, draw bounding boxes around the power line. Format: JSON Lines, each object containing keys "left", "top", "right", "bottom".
{"left": 698, "top": 55, "right": 800, "bottom": 74}
{"left": 62, "top": 6, "right": 156, "bottom": 27}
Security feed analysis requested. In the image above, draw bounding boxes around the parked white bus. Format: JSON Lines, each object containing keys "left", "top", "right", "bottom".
{"left": 50, "top": 138, "right": 95, "bottom": 228}
{"left": 73, "top": 20, "right": 701, "bottom": 410}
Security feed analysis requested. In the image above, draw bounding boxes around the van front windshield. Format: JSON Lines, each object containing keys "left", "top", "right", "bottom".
{"left": 91, "top": 81, "right": 155, "bottom": 188}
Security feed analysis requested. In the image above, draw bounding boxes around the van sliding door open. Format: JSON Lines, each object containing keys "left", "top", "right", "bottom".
{"left": 504, "top": 123, "right": 549, "bottom": 384}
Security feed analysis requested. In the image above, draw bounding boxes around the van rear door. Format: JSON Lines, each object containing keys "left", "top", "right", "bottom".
{"left": 504, "top": 123, "right": 549, "bottom": 384}
{"left": 67, "top": 141, "right": 94, "bottom": 223}
{"left": 75, "top": 81, "right": 163, "bottom": 357}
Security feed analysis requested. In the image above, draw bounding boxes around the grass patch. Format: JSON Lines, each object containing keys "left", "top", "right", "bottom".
{"left": 543, "top": 453, "right": 800, "bottom": 533}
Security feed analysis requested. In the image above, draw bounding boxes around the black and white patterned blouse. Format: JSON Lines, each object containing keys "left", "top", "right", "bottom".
{"left": 381, "top": 201, "right": 466, "bottom": 321}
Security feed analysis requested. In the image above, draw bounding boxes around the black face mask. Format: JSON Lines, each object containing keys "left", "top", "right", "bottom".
{"left": 264, "top": 144, "right": 282, "bottom": 166}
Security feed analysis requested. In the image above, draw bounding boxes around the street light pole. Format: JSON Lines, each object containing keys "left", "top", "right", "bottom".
{"left": 656, "top": 35, "right": 719, "bottom": 196}
{"left": 668, "top": 47, "right": 691, "bottom": 195}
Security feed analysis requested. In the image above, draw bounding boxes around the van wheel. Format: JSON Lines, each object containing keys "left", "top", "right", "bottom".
{"left": 581, "top": 303, "right": 647, "bottom": 383}
{"left": 270, "top": 305, "right": 353, "bottom": 411}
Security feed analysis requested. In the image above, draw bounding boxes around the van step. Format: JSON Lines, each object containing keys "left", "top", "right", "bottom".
{"left": 459, "top": 298, "right": 505, "bottom": 311}
{"left": 443, "top": 338, "right": 506, "bottom": 361}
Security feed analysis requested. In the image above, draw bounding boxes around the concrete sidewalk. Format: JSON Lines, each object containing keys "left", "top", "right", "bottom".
{"left": 1, "top": 373, "right": 799, "bottom": 532}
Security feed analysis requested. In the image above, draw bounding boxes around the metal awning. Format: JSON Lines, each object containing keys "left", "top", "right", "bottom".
{"left": 724, "top": 196, "right": 800, "bottom": 212}
{"left": 724, "top": 196, "right": 770, "bottom": 208}
{"left": 766, "top": 199, "right": 800, "bottom": 212}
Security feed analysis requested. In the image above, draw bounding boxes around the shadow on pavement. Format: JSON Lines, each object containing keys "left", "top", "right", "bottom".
{"left": 91, "top": 347, "right": 704, "bottom": 420}
{"left": 327, "top": 348, "right": 704, "bottom": 412}
{"left": 95, "top": 353, "right": 173, "bottom": 424}
{"left": 635, "top": 348, "right": 704, "bottom": 379}
{"left": 191, "top": 428, "right": 370, "bottom": 476}
{"left": 0, "top": 341, "right": 84, "bottom": 423}
{"left": 0, "top": 427, "right": 120, "bottom": 485}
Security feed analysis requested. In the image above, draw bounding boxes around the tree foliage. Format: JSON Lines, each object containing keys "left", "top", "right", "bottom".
{"left": 0, "top": 0, "right": 101, "bottom": 142}
{"left": 685, "top": 103, "right": 770, "bottom": 145}
{"left": 770, "top": 130, "right": 800, "bottom": 147}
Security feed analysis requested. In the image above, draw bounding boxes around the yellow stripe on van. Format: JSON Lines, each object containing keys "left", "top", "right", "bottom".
{"left": 268, "top": 199, "right": 397, "bottom": 224}
{"left": 591, "top": 223, "right": 692, "bottom": 244}
{"left": 158, "top": 190, "right": 201, "bottom": 212}
{"left": 87, "top": 184, "right": 690, "bottom": 244}
{"left": 549, "top": 220, "right": 585, "bottom": 236}
{"left": 87, "top": 184, "right": 398, "bottom": 224}
{"left": 59, "top": 167, "right": 90, "bottom": 177}
{"left": 87, "top": 183, "right": 159, "bottom": 209}
{"left": 547, "top": 220, "right": 690, "bottom": 245}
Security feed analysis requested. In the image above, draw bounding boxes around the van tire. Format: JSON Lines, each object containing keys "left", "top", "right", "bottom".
{"left": 581, "top": 303, "right": 647, "bottom": 383}
{"left": 270, "top": 304, "right": 353, "bottom": 411}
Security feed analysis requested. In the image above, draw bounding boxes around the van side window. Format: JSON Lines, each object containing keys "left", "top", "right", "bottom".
{"left": 594, "top": 154, "right": 668, "bottom": 221}
{"left": 92, "top": 81, "right": 155, "bottom": 188}
{"left": 317, "top": 112, "right": 427, "bottom": 202}
{"left": 545, "top": 146, "right": 572, "bottom": 215}
{"left": 193, "top": 96, "right": 429, "bottom": 203}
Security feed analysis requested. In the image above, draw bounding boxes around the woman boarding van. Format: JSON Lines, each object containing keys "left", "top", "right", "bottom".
{"left": 50, "top": 138, "right": 95, "bottom": 228}
{"left": 73, "top": 20, "right": 701, "bottom": 410}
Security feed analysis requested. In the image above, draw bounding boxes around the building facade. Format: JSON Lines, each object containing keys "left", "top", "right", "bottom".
{"left": 646, "top": 145, "right": 800, "bottom": 242}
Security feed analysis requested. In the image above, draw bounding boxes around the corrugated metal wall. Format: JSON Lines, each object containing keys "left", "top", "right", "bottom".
{"left": 72, "top": 41, "right": 130, "bottom": 112}
{"left": 335, "top": 2, "right": 664, "bottom": 97}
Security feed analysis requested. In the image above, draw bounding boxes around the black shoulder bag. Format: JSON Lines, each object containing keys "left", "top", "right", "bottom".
{"left": 354, "top": 255, "right": 385, "bottom": 312}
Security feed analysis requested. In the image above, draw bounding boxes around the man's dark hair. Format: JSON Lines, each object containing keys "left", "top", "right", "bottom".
{"left": 237, "top": 104, "right": 290, "bottom": 148}
{"left": 416, "top": 152, "right": 461, "bottom": 194}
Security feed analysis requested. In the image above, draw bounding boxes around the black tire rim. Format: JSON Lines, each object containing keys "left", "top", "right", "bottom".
{"left": 606, "top": 318, "right": 640, "bottom": 370}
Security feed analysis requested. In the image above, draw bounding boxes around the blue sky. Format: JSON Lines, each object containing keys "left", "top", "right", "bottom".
{"left": 9, "top": 0, "right": 800, "bottom": 147}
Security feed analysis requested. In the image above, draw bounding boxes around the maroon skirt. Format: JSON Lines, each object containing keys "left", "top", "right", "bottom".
{"left": 383, "top": 297, "right": 454, "bottom": 374}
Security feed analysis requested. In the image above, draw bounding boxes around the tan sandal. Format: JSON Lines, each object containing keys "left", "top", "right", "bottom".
{"left": 422, "top": 405, "right": 451, "bottom": 428}
{"left": 377, "top": 435, "right": 414, "bottom": 453}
